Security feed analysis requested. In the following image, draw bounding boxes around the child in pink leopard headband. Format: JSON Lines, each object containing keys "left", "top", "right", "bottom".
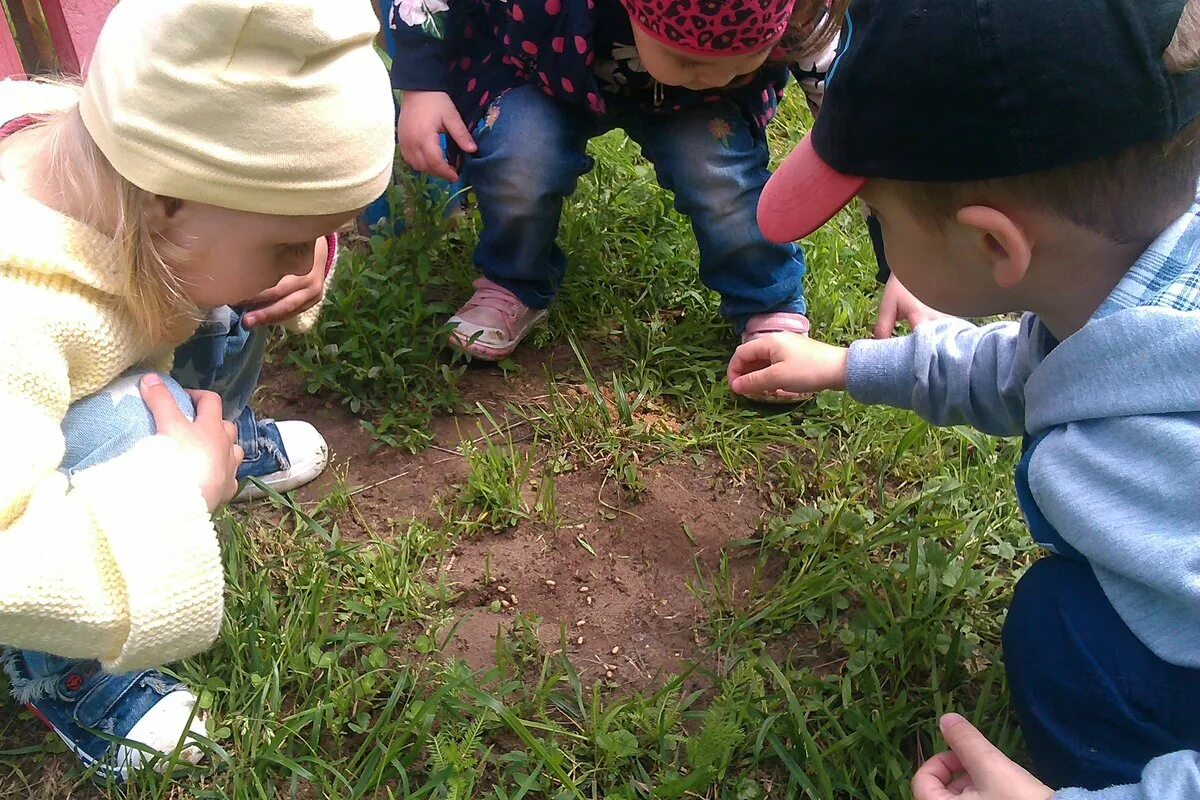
{"left": 390, "top": 0, "right": 940, "bottom": 392}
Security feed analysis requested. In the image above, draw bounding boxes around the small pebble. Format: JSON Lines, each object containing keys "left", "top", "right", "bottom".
{"left": 606, "top": 671, "right": 614, "bottom": 679}
{"left": 586, "top": 596, "right": 594, "bottom": 606}
{"left": 501, "top": 600, "right": 511, "bottom": 609}
{"left": 510, "top": 595, "right": 518, "bottom": 605}
{"left": 576, "top": 636, "right": 585, "bottom": 645}
{"left": 579, "top": 586, "right": 590, "bottom": 593}
{"left": 611, "top": 646, "right": 621, "bottom": 655}
{"left": 497, "top": 585, "right": 508, "bottom": 594}
{"left": 575, "top": 619, "right": 586, "bottom": 627}
{"left": 545, "top": 580, "right": 557, "bottom": 587}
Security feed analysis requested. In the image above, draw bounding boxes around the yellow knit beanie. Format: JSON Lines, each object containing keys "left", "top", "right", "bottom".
{"left": 79, "top": 0, "right": 395, "bottom": 217}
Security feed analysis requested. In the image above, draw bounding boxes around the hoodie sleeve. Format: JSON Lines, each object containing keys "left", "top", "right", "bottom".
{"left": 1055, "top": 751, "right": 1200, "bottom": 800}
{"left": 845, "top": 316, "right": 1038, "bottom": 436}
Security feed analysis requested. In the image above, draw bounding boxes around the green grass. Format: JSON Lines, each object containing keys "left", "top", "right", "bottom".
{"left": 0, "top": 92, "right": 1033, "bottom": 798}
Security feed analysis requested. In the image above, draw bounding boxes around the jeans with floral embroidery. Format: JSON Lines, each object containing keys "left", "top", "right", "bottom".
{"left": 462, "top": 84, "right": 808, "bottom": 329}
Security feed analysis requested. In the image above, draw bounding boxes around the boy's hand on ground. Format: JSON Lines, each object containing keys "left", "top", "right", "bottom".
{"left": 727, "top": 333, "right": 848, "bottom": 397}
{"left": 912, "top": 714, "right": 1054, "bottom": 800}
{"left": 875, "top": 274, "right": 951, "bottom": 339}
{"left": 398, "top": 91, "right": 477, "bottom": 182}
{"left": 141, "top": 375, "right": 242, "bottom": 513}
{"left": 244, "top": 238, "right": 329, "bottom": 328}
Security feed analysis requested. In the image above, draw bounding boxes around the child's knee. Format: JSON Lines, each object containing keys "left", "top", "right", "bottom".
{"left": 61, "top": 372, "right": 195, "bottom": 474}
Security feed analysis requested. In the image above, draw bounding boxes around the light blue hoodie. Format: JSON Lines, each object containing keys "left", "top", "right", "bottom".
{"left": 844, "top": 196, "right": 1200, "bottom": 799}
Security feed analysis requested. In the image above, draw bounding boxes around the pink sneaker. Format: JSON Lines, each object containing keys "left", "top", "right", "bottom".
{"left": 447, "top": 278, "right": 549, "bottom": 361}
{"left": 741, "top": 312, "right": 811, "bottom": 342}
{"left": 737, "top": 312, "right": 812, "bottom": 403}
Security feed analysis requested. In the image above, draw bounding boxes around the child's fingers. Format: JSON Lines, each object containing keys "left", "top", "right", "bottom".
{"left": 246, "top": 272, "right": 304, "bottom": 308}
{"left": 874, "top": 295, "right": 899, "bottom": 339}
{"left": 422, "top": 137, "right": 459, "bottom": 182}
{"left": 140, "top": 374, "right": 190, "bottom": 434}
{"left": 911, "top": 752, "right": 960, "bottom": 800}
{"left": 246, "top": 287, "right": 322, "bottom": 328}
{"left": 728, "top": 339, "right": 774, "bottom": 373}
{"left": 443, "top": 109, "right": 478, "bottom": 153}
{"left": 729, "top": 364, "right": 790, "bottom": 397}
{"left": 938, "top": 714, "right": 1007, "bottom": 776}
{"left": 185, "top": 389, "right": 227, "bottom": 429}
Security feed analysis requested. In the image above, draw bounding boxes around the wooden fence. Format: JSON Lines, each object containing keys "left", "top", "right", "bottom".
{"left": 1, "top": 0, "right": 114, "bottom": 78}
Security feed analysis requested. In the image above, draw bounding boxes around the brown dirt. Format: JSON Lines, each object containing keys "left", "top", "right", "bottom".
{"left": 256, "top": 348, "right": 784, "bottom": 691}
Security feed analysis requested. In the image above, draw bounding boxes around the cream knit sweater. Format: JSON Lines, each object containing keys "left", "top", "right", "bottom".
{"left": 0, "top": 81, "right": 327, "bottom": 673}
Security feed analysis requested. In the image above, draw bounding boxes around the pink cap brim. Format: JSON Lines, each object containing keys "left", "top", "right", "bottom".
{"left": 758, "top": 136, "right": 866, "bottom": 244}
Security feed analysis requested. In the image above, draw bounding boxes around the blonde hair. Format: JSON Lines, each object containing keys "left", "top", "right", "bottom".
{"left": 2, "top": 91, "right": 190, "bottom": 339}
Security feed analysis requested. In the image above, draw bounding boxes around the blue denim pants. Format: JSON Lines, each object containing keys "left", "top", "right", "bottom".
{"left": 464, "top": 85, "right": 808, "bottom": 326}
{"left": 1003, "top": 557, "right": 1200, "bottom": 789}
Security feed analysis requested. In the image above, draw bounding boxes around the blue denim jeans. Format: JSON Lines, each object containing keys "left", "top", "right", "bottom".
{"left": 463, "top": 84, "right": 808, "bottom": 326}
{"left": 171, "top": 306, "right": 287, "bottom": 481}
{"left": 1003, "top": 557, "right": 1200, "bottom": 789}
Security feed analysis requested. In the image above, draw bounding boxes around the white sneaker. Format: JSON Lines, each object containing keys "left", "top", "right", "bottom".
{"left": 119, "top": 690, "right": 207, "bottom": 776}
{"left": 233, "top": 420, "right": 329, "bottom": 503}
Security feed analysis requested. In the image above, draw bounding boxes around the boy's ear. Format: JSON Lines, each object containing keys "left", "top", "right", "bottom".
{"left": 956, "top": 205, "right": 1033, "bottom": 289}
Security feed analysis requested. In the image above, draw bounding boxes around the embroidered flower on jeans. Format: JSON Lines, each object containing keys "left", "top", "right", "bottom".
{"left": 708, "top": 117, "right": 733, "bottom": 147}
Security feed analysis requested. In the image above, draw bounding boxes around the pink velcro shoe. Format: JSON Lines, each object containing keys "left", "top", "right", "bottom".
{"left": 447, "top": 278, "right": 549, "bottom": 361}
{"left": 741, "top": 312, "right": 811, "bottom": 342}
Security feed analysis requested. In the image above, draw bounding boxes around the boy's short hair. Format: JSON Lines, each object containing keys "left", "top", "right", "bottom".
{"left": 758, "top": 0, "right": 1200, "bottom": 246}
{"left": 890, "top": 118, "right": 1200, "bottom": 245}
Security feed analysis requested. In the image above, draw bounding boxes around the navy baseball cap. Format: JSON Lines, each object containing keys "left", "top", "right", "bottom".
{"left": 758, "top": 0, "right": 1200, "bottom": 244}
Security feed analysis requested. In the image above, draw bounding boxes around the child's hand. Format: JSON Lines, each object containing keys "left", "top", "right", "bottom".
{"left": 140, "top": 375, "right": 243, "bottom": 513}
{"left": 243, "top": 237, "right": 328, "bottom": 328}
{"left": 875, "top": 274, "right": 951, "bottom": 339}
{"left": 913, "top": 714, "right": 1054, "bottom": 800}
{"left": 727, "top": 333, "right": 848, "bottom": 397}
{"left": 397, "top": 91, "right": 478, "bottom": 182}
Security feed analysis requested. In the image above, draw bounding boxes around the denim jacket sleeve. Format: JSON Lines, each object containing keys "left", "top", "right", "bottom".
{"left": 845, "top": 316, "right": 1036, "bottom": 437}
{"left": 1055, "top": 750, "right": 1200, "bottom": 800}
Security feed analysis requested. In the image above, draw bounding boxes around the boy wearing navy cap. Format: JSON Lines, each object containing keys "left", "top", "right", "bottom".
{"left": 731, "top": 0, "right": 1200, "bottom": 797}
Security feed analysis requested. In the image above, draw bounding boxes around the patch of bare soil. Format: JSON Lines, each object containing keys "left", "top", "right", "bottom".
{"left": 255, "top": 348, "right": 792, "bottom": 691}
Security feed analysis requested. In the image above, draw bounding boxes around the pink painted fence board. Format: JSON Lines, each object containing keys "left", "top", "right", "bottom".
{"left": 0, "top": 12, "right": 23, "bottom": 78}
{"left": 38, "top": 0, "right": 113, "bottom": 74}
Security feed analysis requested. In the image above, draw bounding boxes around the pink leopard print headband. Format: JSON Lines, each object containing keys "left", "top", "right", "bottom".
{"left": 620, "top": 0, "right": 799, "bottom": 56}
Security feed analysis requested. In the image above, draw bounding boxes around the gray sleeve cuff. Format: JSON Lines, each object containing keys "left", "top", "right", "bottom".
{"left": 845, "top": 336, "right": 920, "bottom": 410}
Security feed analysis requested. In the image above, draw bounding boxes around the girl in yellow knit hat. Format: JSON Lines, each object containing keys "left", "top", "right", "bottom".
{"left": 0, "top": 0, "right": 394, "bottom": 780}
